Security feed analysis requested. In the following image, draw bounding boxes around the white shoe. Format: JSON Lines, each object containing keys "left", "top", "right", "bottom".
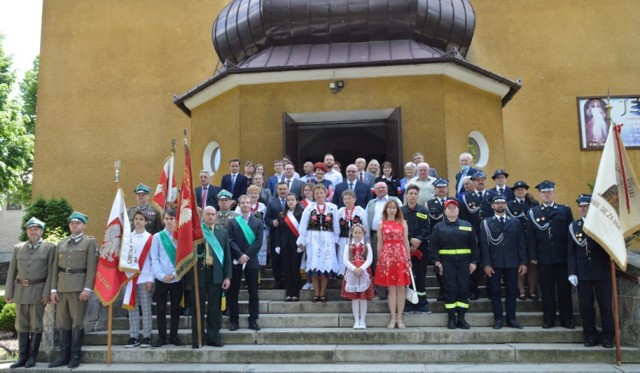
{"left": 360, "top": 322, "right": 366, "bottom": 329}
{"left": 302, "top": 283, "right": 312, "bottom": 290}
{"left": 353, "top": 322, "right": 359, "bottom": 329}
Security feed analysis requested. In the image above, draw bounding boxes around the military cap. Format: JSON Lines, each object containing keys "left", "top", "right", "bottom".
{"left": 433, "top": 178, "right": 450, "bottom": 187}
{"left": 492, "top": 169, "right": 509, "bottom": 179}
{"left": 512, "top": 180, "right": 529, "bottom": 190}
{"left": 134, "top": 183, "right": 151, "bottom": 194}
{"left": 577, "top": 193, "right": 592, "bottom": 206}
{"left": 25, "top": 217, "right": 45, "bottom": 229}
{"left": 68, "top": 211, "right": 88, "bottom": 224}
{"left": 471, "top": 171, "right": 487, "bottom": 181}
{"left": 535, "top": 180, "right": 555, "bottom": 192}
{"left": 443, "top": 198, "right": 459, "bottom": 208}
{"left": 491, "top": 194, "right": 507, "bottom": 203}
{"left": 217, "top": 189, "right": 233, "bottom": 200}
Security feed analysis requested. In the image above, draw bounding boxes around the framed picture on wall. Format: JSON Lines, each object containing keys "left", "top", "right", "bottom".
{"left": 578, "top": 96, "right": 640, "bottom": 150}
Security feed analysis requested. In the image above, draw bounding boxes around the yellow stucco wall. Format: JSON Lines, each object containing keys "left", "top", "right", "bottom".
{"left": 33, "top": 0, "right": 640, "bottom": 235}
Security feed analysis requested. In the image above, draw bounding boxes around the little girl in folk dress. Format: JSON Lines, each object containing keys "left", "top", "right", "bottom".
{"left": 341, "top": 224, "right": 374, "bottom": 329}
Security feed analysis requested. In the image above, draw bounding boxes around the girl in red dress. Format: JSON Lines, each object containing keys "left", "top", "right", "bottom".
{"left": 374, "top": 200, "right": 411, "bottom": 329}
{"left": 341, "top": 224, "right": 374, "bottom": 329}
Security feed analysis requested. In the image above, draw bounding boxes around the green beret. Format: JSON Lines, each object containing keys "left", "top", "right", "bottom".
{"left": 25, "top": 217, "right": 45, "bottom": 229}
{"left": 68, "top": 211, "right": 88, "bottom": 224}
{"left": 134, "top": 183, "right": 151, "bottom": 194}
{"left": 217, "top": 189, "right": 233, "bottom": 200}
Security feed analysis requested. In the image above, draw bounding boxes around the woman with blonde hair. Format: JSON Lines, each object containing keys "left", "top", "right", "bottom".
{"left": 367, "top": 159, "right": 381, "bottom": 179}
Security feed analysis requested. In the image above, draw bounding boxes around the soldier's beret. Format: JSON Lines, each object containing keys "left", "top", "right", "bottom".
{"left": 577, "top": 194, "right": 591, "bottom": 205}
{"left": 471, "top": 172, "right": 486, "bottom": 181}
{"left": 25, "top": 217, "right": 45, "bottom": 229}
{"left": 491, "top": 195, "right": 507, "bottom": 203}
{"left": 443, "top": 198, "right": 459, "bottom": 208}
{"left": 217, "top": 189, "right": 233, "bottom": 200}
{"left": 68, "top": 211, "right": 88, "bottom": 224}
{"left": 535, "top": 180, "right": 555, "bottom": 192}
{"left": 134, "top": 183, "right": 151, "bottom": 194}
{"left": 512, "top": 180, "right": 529, "bottom": 190}
{"left": 492, "top": 169, "right": 509, "bottom": 179}
{"left": 433, "top": 178, "right": 449, "bottom": 187}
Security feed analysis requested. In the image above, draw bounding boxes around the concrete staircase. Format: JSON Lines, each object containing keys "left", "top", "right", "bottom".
{"left": 9, "top": 269, "right": 640, "bottom": 372}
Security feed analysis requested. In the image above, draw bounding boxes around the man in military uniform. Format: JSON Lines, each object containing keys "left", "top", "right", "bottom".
{"left": 48, "top": 212, "right": 98, "bottom": 368}
{"left": 489, "top": 169, "right": 515, "bottom": 201}
{"left": 216, "top": 189, "right": 239, "bottom": 229}
{"left": 429, "top": 199, "right": 478, "bottom": 330}
{"left": 401, "top": 184, "right": 431, "bottom": 314}
{"left": 458, "top": 171, "right": 494, "bottom": 300}
{"left": 480, "top": 195, "right": 528, "bottom": 329}
{"left": 5, "top": 217, "right": 56, "bottom": 368}
{"left": 127, "top": 183, "right": 164, "bottom": 234}
{"left": 568, "top": 194, "right": 614, "bottom": 348}
{"left": 526, "top": 180, "right": 574, "bottom": 329}
{"left": 426, "top": 178, "right": 450, "bottom": 301}
{"left": 188, "top": 206, "right": 232, "bottom": 348}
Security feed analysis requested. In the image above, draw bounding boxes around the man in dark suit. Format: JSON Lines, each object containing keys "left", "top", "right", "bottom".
{"left": 526, "top": 180, "right": 574, "bottom": 329}
{"left": 195, "top": 170, "right": 221, "bottom": 210}
{"left": 265, "top": 182, "right": 289, "bottom": 288}
{"left": 187, "top": 206, "right": 231, "bottom": 348}
{"left": 278, "top": 163, "right": 304, "bottom": 199}
{"left": 488, "top": 169, "right": 515, "bottom": 201}
{"left": 354, "top": 157, "right": 376, "bottom": 186}
{"left": 267, "top": 159, "right": 285, "bottom": 195}
{"left": 480, "top": 195, "right": 528, "bottom": 330}
{"left": 220, "top": 159, "right": 248, "bottom": 205}
{"left": 568, "top": 194, "right": 614, "bottom": 348}
{"left": 455, "top": 152, "right": 481, "bottom": 197}
{"left": 226, "top": 195, "right": 264, "bottom": 331}
{"left": 333, "top": 164, "right": 372, "bottom": 208}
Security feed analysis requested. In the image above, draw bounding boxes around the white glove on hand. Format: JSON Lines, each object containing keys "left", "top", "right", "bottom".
{"left": 568, "top": 275, "right": 578, "bottom": 287}
{"left": 275, "top": 247, "right": 281, "bottom": 255}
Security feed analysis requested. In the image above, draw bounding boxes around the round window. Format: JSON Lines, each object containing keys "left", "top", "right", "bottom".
{"left": 202, "top": 141, "right": 221, "bottom": 176}
{"left": 467, "top": 131, "right": 489, "bottom": 168}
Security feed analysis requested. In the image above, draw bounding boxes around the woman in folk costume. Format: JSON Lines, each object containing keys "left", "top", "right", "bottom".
{"left": 275, "top": 193, "right": 305, "bottom": 301}
{"left": 237, "top": 185, "right": 268, "bottom": 266}
{"left": 341, "top": 224, "right": 374, "bottom": 329}
{"left": 300, "top": 183, "right": 314, "bottom": 208}
{"left": 297, "top": 184, "right": 340, "bottom": 302}
{"left": 299, "top": 183, "right": 314, "bottom": 290}
{"left": 310, "top": 162, "right": 335, "bottom": 202}
{"left": 336, "top": 189, "right": 369, "bottom": 276}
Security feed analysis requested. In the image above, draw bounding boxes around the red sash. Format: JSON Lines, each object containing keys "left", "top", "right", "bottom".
{"left": 284, "top": 211, "right": 300, "bottom": 237}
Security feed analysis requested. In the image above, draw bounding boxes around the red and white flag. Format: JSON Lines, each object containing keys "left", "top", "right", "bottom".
{"left": 174, "top": 144, "right": 203, "bottom": 279}
{"left": 152, "top": 155, "right": 177, "bottom": 211}
{"left": 94, "top": 188, "right": 137, "bottom": 305}
{"left": 121, "top": 234, "right": 153, "bottom": 310}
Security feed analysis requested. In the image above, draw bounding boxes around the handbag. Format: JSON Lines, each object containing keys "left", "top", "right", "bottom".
{"left": 405, "top": 267, "right": 419, "bottom": 304}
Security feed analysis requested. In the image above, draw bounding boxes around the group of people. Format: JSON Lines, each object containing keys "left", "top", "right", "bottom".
{"left": 4, "top": 151, "right": 615, "bottom": 369}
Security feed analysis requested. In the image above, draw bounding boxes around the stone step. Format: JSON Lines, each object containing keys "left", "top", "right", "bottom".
{"left": 246, "top": 276, "right": 450, "bottom": 288}
{"left": 55, "top": 344, "right": 640, "bottom": 364}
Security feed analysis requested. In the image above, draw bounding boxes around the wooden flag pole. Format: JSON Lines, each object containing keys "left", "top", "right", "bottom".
{"left": 611, "top": 259, "right": 622, "bottom": 365}
{"left": 107, "top": 160, "right": 121, "bottom": 366}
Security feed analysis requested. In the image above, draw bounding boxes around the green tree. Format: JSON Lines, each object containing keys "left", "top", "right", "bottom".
{"left": 19, "top": 197, "right": 73, "bottom": 241}
{"left": 0, "top": 34, "right": 34, "bottom": 206}
{"left": 19, "top": 55, "right": 38, "bottom": 135}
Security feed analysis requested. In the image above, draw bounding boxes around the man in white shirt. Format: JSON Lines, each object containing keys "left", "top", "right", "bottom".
{"left": 407, "top": 162, "right": 437, "bottom": 205}
{"left": 323, "top": 153, "right": 343, "bottom": 187}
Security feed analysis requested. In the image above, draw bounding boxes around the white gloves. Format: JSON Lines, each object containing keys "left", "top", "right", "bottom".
{"left": 275, "top": 247, "right": 281, "bottom": 255}
{"left": 568, "top": 275, "right": 578, "bottom": 287}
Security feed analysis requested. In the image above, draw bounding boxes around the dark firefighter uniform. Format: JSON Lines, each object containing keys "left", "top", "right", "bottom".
{"left": 401, "top": 202, "right": 430, "bottom": 312}
{"left": 426, "top": 177, "right": 450, "bottom": 301}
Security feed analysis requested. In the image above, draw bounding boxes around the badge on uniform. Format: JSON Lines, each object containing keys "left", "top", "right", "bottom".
{"left": 536, "top": 218, "right": 540, "bottom": 222}
{"left": 460, "top": 226, "right": 472, "bottom": 232}
{"left": 416, "top": 212, "right": 428, "bottom": 220}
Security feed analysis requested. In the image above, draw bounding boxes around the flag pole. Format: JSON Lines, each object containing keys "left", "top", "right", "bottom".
{"left": 167, "top": 139, "right": 176, "bottom": 208}
{"left": 107, "top": 160, "right": 121, "bottom": 366}
{"left": 611, "top": 259, "right": 622, "bottom": 365}
{"left": 184, "top": 129, "right": 203, "bottom": 347}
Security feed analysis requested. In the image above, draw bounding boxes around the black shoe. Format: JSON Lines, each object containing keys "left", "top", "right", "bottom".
{"left": 154, "top": 338, "right": 167, "bottom": 347}
{"left": 169, "top": 337, "right": 182, "bottom": 346}
{"left": 561, "top": 322, "right": 575, "bottom": 329}
{"left": 507, "top": 320, "right": 523, "bottom": 329}
{"left": 125, "top": 337, "right": 140, "bottom": 348}
{"left": 140, "top": 337, "right": 152, "bottom": 348}
{"left": 207, "top": 341, "right": 224, "bottom": 347}
{"left": 493, "top": 320, "right": 503, "bottom": 329}
{"left": 25, "top": 332, "right": 42, "bottom": 368}
{"left": 469, "top": 293, "right": 479, "bottom": 301}
{"left": 229, "top": 322, "right": 239, "bottom": 331}
{"left": 584, "top": 340, "right": 598, "bottom": 347}
{"left": 192, "top": 344, "right": 199, "bottom": 349}
{"left": 10, "top": 332, "right": 29, "bottom": 368}
{"left": 603, "top": 341, "right": 614, "bottom": 349}
{"left": 542, "top": 322, "right": 554, "bottom": 329}
{"left": 447, "top": 317, "right": 457, "bottom": 330}
{"left": 436, "top": 295, "right": 445, "bottom": 302}
{"left": 248, "top": 321, "right": 261, "bottom": 331}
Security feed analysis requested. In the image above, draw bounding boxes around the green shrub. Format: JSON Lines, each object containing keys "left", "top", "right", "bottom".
{"left": 0, "top": 296, "right": 6, "bottom": 310}
{"left": 0, "top": 303, "right": 16, "bottom": 333}
{"left": 19, "top": 197, "right": 73, "bottom": 241}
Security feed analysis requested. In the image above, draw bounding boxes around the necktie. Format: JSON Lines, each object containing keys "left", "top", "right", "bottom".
{"left": 499, "top": 188, "right": 504, "bottom": 194}
{"left": 286, "top": 179, "right": 291, "bottom": 190}
{"left": 349, "top": 182, "right": 353, "bottom": 190}
{"left": 281, "top": 198, "right": 285, "bottom": 208}
{"left": 231, "top": 174, "right": 236, "bottom": 191}
{"left": 499, "top": 217, "right": 505, "bottom": 224}
{"left": 202, "top": 187, "right": 207, "bottom": 208}
{"left": 441, "top": 199, "right": 445, "bottom": 205}
{"left": 359, "top": 172, "right": 364, "bottom": 182}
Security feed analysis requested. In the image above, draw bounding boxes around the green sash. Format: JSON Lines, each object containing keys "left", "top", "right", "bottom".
{"left": 234, "top": 215, "right": 256, "bottom": 245}
{"left": 159, "top": 230, "right": 176, "bottom": 264}
{"left": 202, "top": 222, "right": 224, "bottom": 266}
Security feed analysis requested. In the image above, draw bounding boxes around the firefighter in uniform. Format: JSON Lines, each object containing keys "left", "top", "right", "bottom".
{"left": 401, "top": 184, "right": 431, "bottom": 314}
{"left": 480, "top": 195, "right": 528, "bottom": 329}
{"left": 127, "top": 183, "right": 164, "bottom": 234}
{"left": 526, "top": 180, "right": 574, "bottom": 329}
{"left": 429, "top": 198, "right": 478, "bottom": 329}
{"left": 567, "top": 194, "right": 614, "bottom": 348}
{"left": 426, "top": 178, "right": 449, "bottom": 300}
{"left": 5, "top": 217, "right": 56, "bottom": 368}
{"left": 48, "top": 211, "right": 98, "bottom": 369}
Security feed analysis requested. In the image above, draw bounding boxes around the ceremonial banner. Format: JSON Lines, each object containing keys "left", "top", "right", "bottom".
{"left": 584, "top": 123, "right": 640, "bottom": 271}
{"left": 95, "top": 188, "right": 136, "bottom": 305}
{"left": 174, "top": 145, "right": 202, "bottom": 279}
{"left": 152, "top": 155, "right": 177, "bottom": 211}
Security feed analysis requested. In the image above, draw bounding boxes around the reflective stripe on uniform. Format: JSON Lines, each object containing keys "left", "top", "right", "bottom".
{"left": 445, "top": 303, "right": 457, "bottom": 309}
{"left": 456, "top": 301, "right": 469, "bottom": 309}
{"left": 438, "top": 248, "right": 471, "bottom": 255}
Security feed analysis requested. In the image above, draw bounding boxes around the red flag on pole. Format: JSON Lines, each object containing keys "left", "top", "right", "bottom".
{"left": 94, "top": 188, "right": 136, "bottom": 305}
{"left": 174, "top": 143, "right": 202, "bottom": 279}
{"left": 152, "top": 155, "right": 177, "bottom": 211}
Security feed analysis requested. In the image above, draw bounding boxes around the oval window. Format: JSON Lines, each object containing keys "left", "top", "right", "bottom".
{"left": 202, "top": 141, "right": 221, "bottom": 176}
{"left": 467, "top": 131, "right": 489, "bottom": 168}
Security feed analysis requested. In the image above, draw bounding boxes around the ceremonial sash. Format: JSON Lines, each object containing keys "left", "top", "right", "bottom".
{"left": 202, "top": 222, "right": 225, "bottom": 265}
{"left": 234, "top": 215, "right": 256, "bottom": 245}
{"left": 122, "top": 235, "right": 153, "bottom": 310}
{"left": 159, "top": 230, "right": 177, "bottom": 264}
{"left": 284, "top": 211, "right": 300, "bottom": 237}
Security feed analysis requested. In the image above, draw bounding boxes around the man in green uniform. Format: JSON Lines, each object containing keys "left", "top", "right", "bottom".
{"left": 216, "top": 189, "right": 239, "bottom": 229}
{"left": 5, "top": 217, "right": 56, "bottom": 368}
{"left": 188, "top": 206, "right": 232, "bottom": 348}
{"left": 127, "top": 183, "right": 164, "bottom": 234}
{"left": 48, "top": 211, "right": 98, "bottom": 369}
